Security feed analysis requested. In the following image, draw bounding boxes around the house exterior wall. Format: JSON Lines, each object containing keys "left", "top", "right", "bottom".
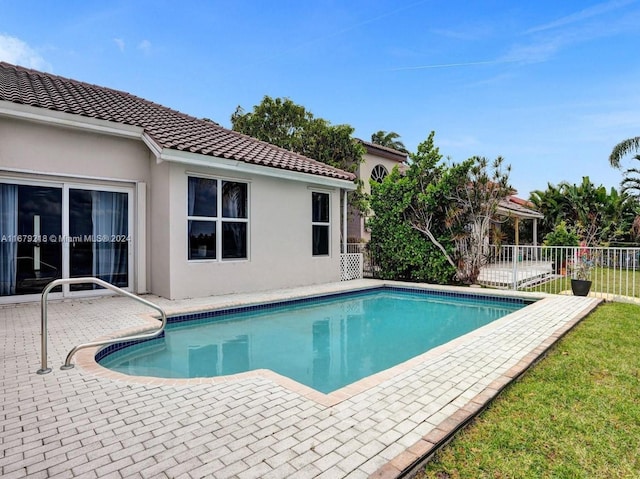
{"left": 0, "top": 117, "right": 151, "bottom": 182}
{"left": 148, "top": 160, "right": 172, "bottom": 298}
{"left": 0, "top": 115, "right": 345, "bottom": 301}
{"left": 165, "top": 164, "right": 342, "bottom": 299}
{"left": 0, "top": 117, "right": 153, "bottom": 301}
{"left": 348, "top": 151, "right": 405, "bottom": 242}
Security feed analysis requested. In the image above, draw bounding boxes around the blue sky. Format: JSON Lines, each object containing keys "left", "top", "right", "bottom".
{"left": 1, "top": 0, "right": 639, "bottom": 197}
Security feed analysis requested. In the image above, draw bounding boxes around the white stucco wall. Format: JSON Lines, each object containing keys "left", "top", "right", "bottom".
{"left": 348, "top": 150, "right": 405, "bottom": 241}
{"left": 166, "top": 164, "right": 342, "bottom": 299}
{"left": 0, "top": 116, "right": 154, "bottom": 299}
{"left": 148, "top": 160, "right": 172, "bottom": 298}
{"left": 1, "top": 115, "right": 346, "bottom": 301}
{"left": 359, "top": 152, "right": 403, "bottom": 196}
{"left": 0, "top": 117, "right": 151, "bottom": 182}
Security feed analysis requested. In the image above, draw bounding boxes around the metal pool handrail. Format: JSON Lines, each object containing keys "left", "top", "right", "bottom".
{"left": 37, "top": 277, "right": 167, "bottom": 374}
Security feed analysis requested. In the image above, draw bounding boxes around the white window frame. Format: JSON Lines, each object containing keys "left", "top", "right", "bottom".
{"left": 371, "top": 164, "right": 388, "bottom": 183}
{"left": 187, "top": 175, "right": 250, "bottom": 262}
{"left": 311, "top": 190, "right": 331, "bottom": 257}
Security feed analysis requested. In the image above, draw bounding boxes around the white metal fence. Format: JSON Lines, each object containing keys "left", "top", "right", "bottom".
{"left": 480, "top": 245, "right": 640, "bottom": 301}
{"left": 345, "top": 242, "right": 640, "bottom": 301}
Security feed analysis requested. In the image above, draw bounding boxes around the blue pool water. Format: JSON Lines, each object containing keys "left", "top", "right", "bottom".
{"left": 98, "top": 288, "right": 526, "bottom": 393}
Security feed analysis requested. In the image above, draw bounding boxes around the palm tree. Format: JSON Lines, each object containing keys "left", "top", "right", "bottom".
{"left": 529, "top": 183, "right": 571, "bottom": 237}
{"left": 530, "top": 178, "right": 635, "bottom": 245}
{"left": 609, "top": 136, "right": 640, "bottom": 168}
{"left": 618, "top": 155, "right": 640, "bottom": 196}
{"left": 370, "top": 130, "right": 408, "bottom": 153}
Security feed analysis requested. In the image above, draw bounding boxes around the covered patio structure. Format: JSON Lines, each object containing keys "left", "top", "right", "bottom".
{"left": 479, "top": 196, "right": 552, "bottom": 289}
{"left": 497, "top": 195, "right": 545, "bottom": 249}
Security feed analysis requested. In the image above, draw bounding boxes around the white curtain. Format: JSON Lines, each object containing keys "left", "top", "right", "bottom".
{"left": 91, "top": 191, "right": 127, "bottom": 285}
{"left": 0, "top": 184, "right": 18, "bottom": 295}
{"left": 188, "top": 177, "right": 197, "bottom": 217}
{"left": 188, "top": 177, "right": 197, "bottom": 241}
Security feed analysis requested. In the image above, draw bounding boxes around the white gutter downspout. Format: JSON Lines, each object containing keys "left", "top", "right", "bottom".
{"left": 342, "top": 189, "right": 348, "bottom": 254}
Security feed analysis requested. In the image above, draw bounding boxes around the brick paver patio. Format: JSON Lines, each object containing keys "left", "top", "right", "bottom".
{"left": 0, "top": 280, "right": 601, "bottom": 478}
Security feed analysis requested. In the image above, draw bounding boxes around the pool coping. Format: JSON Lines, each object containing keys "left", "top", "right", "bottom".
{"left": 70, "top": 281, "right": 603, "bottom": 479}
{"left": 7, "top": 279, "right": 603, "bottom": 479}
{"left": 371, "top": 291, "right": 600, "bottom": 478}
{"left": 75, "top": 282, "right": 546, "bottom": 408}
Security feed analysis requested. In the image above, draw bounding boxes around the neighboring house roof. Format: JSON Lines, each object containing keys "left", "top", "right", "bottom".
{"left": 0, "top": 62, "right": 355, "bottom": 182}
{"left": 498, "top": 195, "right": 544, "bottom": 220}
{"left": 356, "top": 139, "right": 408, "bottom": 163}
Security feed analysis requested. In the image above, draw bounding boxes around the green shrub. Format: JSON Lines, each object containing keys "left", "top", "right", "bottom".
{"left": 368, "top": 167, "right": 456, "bottom": 284}
{"left": 543, "top": 221, "right": 580, "bottom": 246}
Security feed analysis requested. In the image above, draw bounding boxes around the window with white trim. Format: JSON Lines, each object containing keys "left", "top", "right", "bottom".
{"left": 312, "top": 191, "right": 330, "bottom": 256}
{"left": 371, "top": 164, "right": 388, "bottom": 183}
{"left": 188, "top": 176, "right": 248, "bottom": 260}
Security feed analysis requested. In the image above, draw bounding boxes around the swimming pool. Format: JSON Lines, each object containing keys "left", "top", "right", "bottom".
{"left": 98, "top": 287, "right": 527, "bottom": 393}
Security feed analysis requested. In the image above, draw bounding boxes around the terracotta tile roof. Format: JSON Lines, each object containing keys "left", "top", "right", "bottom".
{"left": 0, "top": 62, "right": 356, "bottom": 182}
{"left": 356, "top": 139, "right": 408, "bottom": 163}
{"left": 498, "top": 196, "right": 544, "bottom": 219}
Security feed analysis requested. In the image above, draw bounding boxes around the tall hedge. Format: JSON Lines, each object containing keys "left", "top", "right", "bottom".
{"left": 368, "top": 167, "right": 456, "bottom": 284}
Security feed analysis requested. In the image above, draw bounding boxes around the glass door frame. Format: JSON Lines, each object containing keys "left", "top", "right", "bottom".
{"left": 63, "top": 182, "right": 134, "bottom": 299}
{"left": 0, "top": 176, "right": 134, "bottom": 303}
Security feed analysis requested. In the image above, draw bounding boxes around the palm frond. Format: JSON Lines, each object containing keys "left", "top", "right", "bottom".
{"left": 609, "top": 136, "right": 640, "bottom": 168}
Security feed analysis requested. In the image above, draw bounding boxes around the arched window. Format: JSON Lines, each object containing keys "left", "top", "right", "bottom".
{"left": 371, "top": 164, "right": 388, "bottom": 183}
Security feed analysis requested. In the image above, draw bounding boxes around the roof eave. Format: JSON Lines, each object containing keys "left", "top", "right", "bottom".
{"left": 159, "top": 148, "right": 357, "bottom": 190}
{"left": 0, "top": 101, "right": 356, "bottom": 189}
{"left": 0, "top": 100, "right": 144, "bottom": 139}
{"left": 357, "top": 139, "right": 408, "bottom": 163}
{"left": 497, "top": 204, "right": 544, "bottom": 220}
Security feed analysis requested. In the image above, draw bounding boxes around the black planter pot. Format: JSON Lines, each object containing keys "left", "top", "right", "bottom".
{"left": 571, "top": 279, "right": 592, "bottom": 296}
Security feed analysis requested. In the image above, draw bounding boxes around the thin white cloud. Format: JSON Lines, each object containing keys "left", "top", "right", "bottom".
{"left": 0, "top": 34, "right": 51, "bottom": 71}
{"left": 430, "top": 25, "right": 494, "bottom": 41}
{"left": 137, "top": 39, "right": 151, "bottom": 54}
{"left": 114, "top": 38, "right": 125, "bottom": 52}
{"left": 387, "top": 59, "right": 519, "bottom": 72}
{"left": 500, "top": 37, "right": 565, "bottom": 64}
{"left": 525, "top": 0, "right": 637, "bottom": 34}
{"left": 502, "top": 0, "right": 639, "bottom": 65}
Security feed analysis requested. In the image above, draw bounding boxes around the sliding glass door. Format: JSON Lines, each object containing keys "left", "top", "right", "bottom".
{"left": 1, "top": 184, "right": 63, "bottom": 296}
{"left": 0, "top": 179, "right": 132, "bottom": 299}
{"left": 69, "top": 188, "right": 129, "bottom": 291}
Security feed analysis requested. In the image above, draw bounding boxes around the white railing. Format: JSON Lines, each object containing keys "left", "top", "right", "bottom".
{"left": 345, "top": 243, "right": 366, "bottom": 254}
{"left": 345, "top": 242, "right": 377, "bottom": 278}
{"left": 349, "top": 241, "right": 640, "bottom": 300}
{"left": 38, "top": 277, "right": 167, "bottom": 374}
{"left": 480, "top": 245, "right": 640, "bottom": 301}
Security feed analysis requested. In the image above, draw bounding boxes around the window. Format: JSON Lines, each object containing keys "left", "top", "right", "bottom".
{"left": 188, "top": 176, "right": 248, "bottom": 261}
{"left": 371, "top": 164, "right": 388, "bottom": 183}
{"left": 312, "top": 192, "right": 330, "bottom": 256}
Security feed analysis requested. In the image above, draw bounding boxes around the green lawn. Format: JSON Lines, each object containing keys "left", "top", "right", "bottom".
{"left": 418, "top": 301, "right": 640, "bottom": 479}
{"left": 526, "top": 267, "right": 640, "bottom": 299}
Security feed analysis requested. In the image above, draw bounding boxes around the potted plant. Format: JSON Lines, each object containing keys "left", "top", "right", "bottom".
{"left": 569, "top": 243, "right": 594, "bottom": 296}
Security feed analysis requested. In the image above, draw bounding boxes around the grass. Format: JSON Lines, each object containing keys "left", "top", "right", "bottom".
{"left": 418, "top": 301, "right": 640, "bottom": 479}
{"left": 526, "top": 267, "right": 640, "bottom": 298}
